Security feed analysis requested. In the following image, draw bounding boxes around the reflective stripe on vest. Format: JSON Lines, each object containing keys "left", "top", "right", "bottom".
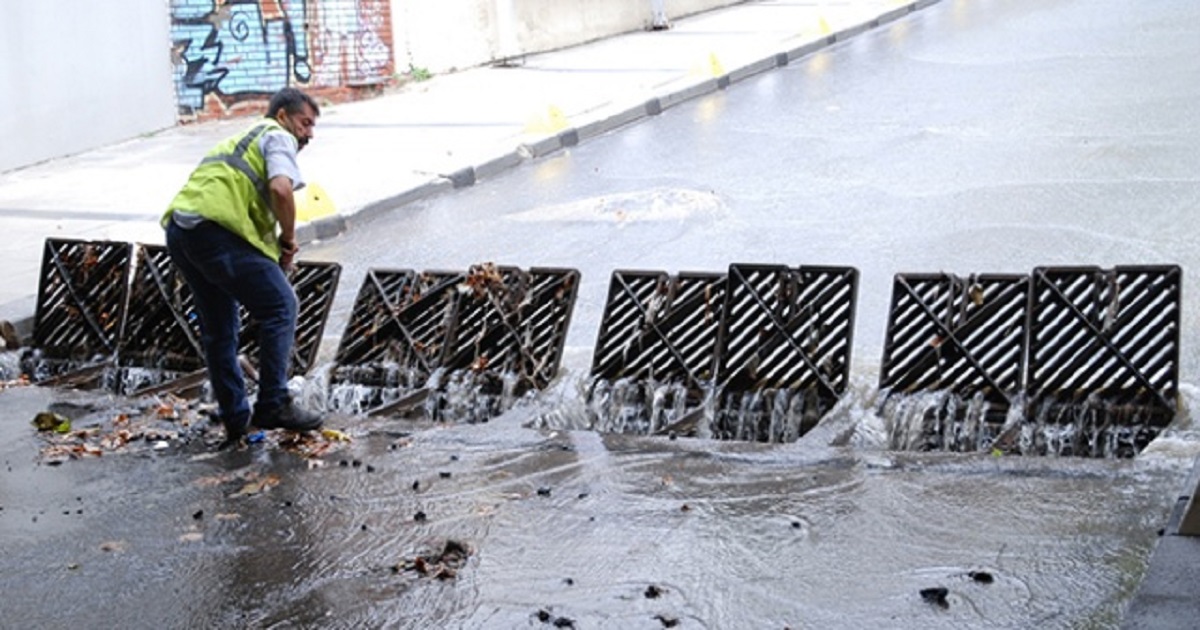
{"left": 199, "top": 123, "right": 273, "bottom": 204}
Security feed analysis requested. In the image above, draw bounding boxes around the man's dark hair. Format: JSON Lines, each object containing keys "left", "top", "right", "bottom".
{"left": 267, "top": 87, "right": 320, "bottom": 119}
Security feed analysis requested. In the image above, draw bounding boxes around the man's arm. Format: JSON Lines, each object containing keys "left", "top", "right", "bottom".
{"left": 269, "top": 175, "right": 300, "bottom": 269}
{"left": 261, "top": 130, "right": 305, "bottom": 268}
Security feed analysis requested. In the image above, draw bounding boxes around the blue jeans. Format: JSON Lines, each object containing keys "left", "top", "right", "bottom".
{"left": 165, "top": 220, "right": 297, "bottom": 428}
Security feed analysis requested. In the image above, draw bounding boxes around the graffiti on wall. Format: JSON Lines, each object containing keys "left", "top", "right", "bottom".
{"left": 171, "top": 0, "right": 392, "bottom": 117}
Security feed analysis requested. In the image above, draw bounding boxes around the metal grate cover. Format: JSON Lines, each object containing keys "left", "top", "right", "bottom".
{"left": 711, "top": 264, "right": 858, "bottom": 442}
{"left": 332, "top": 269, "right": 461, "bottom": 387}
{"left": 717, "top": 264, "right": 858, "bottom": 396}
{"left": 332, "top": 264, "right": 579, "bottom": 417}
{"left": 119, "top": 244, "right": 204, "bottom": 373}
{"left": 878, "top": 265, "right": 1181, "bottom": 457}
{"left": 442, "top": 266, "right": 578, "bottom": 389}
{"left": 590, "top": 270, "right": 726, "bottom": 387}
{"left": 880, "top": 273, "right": 1029, "bottom": 406}
{"left": 588, "top": 264, "right": 859, "bottom": 442}
{"left": 1027, "top": 265, "right": 1180, "bottom": 419}
{"left": 32, "top": 239, "right": 133, "bottom": 365}
{"left": 28, "top": 238, "right": 341, "bottom": 392}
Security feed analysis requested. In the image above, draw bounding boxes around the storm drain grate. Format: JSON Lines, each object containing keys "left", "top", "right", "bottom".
{"left": 591, "top": 270, "right": 725, "bottom": 386}
{"left": 119, "top": 244, "right": 204, "bottom": 374}
{"left": 25, "top": 238, "right": 341, "bottom": 395}
{"left": 587, "top": 264, "right": 858, "bottom": 442}
{"left": 331, "top": 264, "right": 579, "bottom": 420}
{"left": 879, "top": 266, "right": 1180, "bottom": 457}
{"left": 28, "top": 239, "right": 133, "bottom": 381}
{"left": 713, "top": 264, "right": 858, "bottom": 442}
{"left": 1024, "top": 265, "right": 1180, "bottom": 456}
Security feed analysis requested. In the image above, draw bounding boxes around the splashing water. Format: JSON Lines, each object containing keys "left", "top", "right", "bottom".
{"left": 876, "top": 389, "right": 1166, "bottom": 458}
{"left": 0, "top": 351, "right": 20, "bottom": 382}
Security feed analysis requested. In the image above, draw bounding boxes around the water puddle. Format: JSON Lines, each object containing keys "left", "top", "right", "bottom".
{"left": 0, "top": 365, "right": 1193, "bottom": 628}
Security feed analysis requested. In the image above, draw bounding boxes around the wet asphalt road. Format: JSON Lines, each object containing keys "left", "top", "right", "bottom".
{"left": 5, "top": 0, "right": 1200, "bottom": 628}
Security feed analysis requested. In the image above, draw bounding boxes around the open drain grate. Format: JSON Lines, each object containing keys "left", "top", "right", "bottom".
{"left": 587, "top": 270, "right": 725, "bottom": 436}
{"left": 331, "top": 269, "right": 468, "bottom": 399}
{"left": 25, "top": 238, "right": 341, "bottom": 395}
{"left": 28, "top": 239, "right": 133, "bottom": 381}
{"left": 713, "top": 264, "right": 858, "bottom": 442}
{"left": 119, "top": 244, "right": 204, "bottom": 373}
{"left": 587, "top": 264, "right": 859, "bottom": 442}
{"left": 879, "top": 266, "right": 1181, "bottom": 457}
{"left": 331, "top": 264, "right": 579, "bottom": 420}
{"left": 1024, "top": 265, "right": 1180, "bottom": 456}
{"left": 591, "top": 270, "right": 725, "bottom": 387}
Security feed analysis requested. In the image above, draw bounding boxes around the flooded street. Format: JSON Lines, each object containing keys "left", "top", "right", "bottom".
{"left": 1, "top": 380, "right": 1197, "bottom": 628}
{"left": 5, "top": 0, "right": 1200, "bottom": 627}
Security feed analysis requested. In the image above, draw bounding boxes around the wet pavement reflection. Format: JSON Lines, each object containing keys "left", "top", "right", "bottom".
{"left": 2, "top": 378, "right": 1198, "bottom": 628}
{"left": 6, "top": 0, "right": 1200, "bottom": 626}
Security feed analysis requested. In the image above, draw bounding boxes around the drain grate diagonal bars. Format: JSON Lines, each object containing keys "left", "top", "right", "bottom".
{"left": 116, "top": 245, "right": 205, "bottom": 386}
{"left": 28, "top": 239, "right": 133, "bottom": 382}
{"left": 519, "top": 268, "right": 580, "bottom": 388}
{"left": 712, "top": 264, "right": 859, "bottom": 443}
{"left": 590, "top": 270, "right": 725, "bottom": 387}
{"left": 331, "top": 269, "right": 461, "bottom": 395}
{"left": 331, "top": 265, "right": 578, "bottom": 420}
{"left": 880, "top": 273, "right": 1029, "bottom": 404}
{"left": 25, "top": 238, "right": 342, "bottom": 395}
{"left": 1025, "top": 265, "right": 1180, "bottom": 456}
{"left": 587, "top": 265, "right": 858, "bottom": 442}
{"left": 239, "top": 261, "right": 342, "bottom": 377}
{"left": 441, "top": 266, "right": 578, "bottom": 390}
{"left": 587, "top": 269, "right": 726, "bottom": 437}
{"left": 877, "top": 272, "right": 1030, "bottom": 452}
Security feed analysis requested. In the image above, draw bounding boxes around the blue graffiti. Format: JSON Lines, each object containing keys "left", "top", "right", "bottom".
{"left": 170, "top": 0, "right": 311, "bottom": 115}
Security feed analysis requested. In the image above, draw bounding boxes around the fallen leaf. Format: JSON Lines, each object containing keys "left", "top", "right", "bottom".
{"left": 229, "top": 474, "right": 281, "bottom": 498}
{"left": 99, "top": 540, "right": 128, "bottom": 553}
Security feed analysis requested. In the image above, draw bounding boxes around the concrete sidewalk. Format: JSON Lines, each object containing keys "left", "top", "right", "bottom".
{"left": 0, "top": 0, "right": 933, "bottom": 330}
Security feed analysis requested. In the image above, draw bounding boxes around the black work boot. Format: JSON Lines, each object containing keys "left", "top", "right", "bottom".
{"left": 251, "top": 398, "right": 324, "bottom": 432}
{"left": 216, "top": 411, "right": 250, "bottom": 450}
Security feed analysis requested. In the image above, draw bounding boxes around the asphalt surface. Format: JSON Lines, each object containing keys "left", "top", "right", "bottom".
{"left": 1, "top": 0, "right": 1197, "bottom": 626}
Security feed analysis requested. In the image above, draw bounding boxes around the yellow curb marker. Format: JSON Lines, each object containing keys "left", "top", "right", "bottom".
{"left": 296, "top": 181, "right": 336, "bottom": 223}
{"left": 689, "top": 52, "right": 726, "bottom": 78}
{"left": 525, "top": 105, "right": 570, "bottom": 134}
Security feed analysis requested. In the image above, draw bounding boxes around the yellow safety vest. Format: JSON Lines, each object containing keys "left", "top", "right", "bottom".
{"left": 163, "top": 118, "right": 287, "bottom": 261}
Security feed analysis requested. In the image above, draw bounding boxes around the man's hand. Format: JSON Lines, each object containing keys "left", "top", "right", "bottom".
{"left": 279, "top": 238, "right": 299, "bottom": 273}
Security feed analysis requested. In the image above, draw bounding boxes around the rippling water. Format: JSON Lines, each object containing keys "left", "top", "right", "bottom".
{"left": 1, "top": 365, "right": 1196, "bottom": 629}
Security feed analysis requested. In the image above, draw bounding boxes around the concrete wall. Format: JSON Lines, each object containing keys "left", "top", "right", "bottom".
{"left": 2, "top": 0, "right": 745, "bottom": 173}
{"left": 394, "top": 0, "right": 745, "bottom": 74}
{"left": 0, "top": 0, "right": 176, "bottom": 173}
